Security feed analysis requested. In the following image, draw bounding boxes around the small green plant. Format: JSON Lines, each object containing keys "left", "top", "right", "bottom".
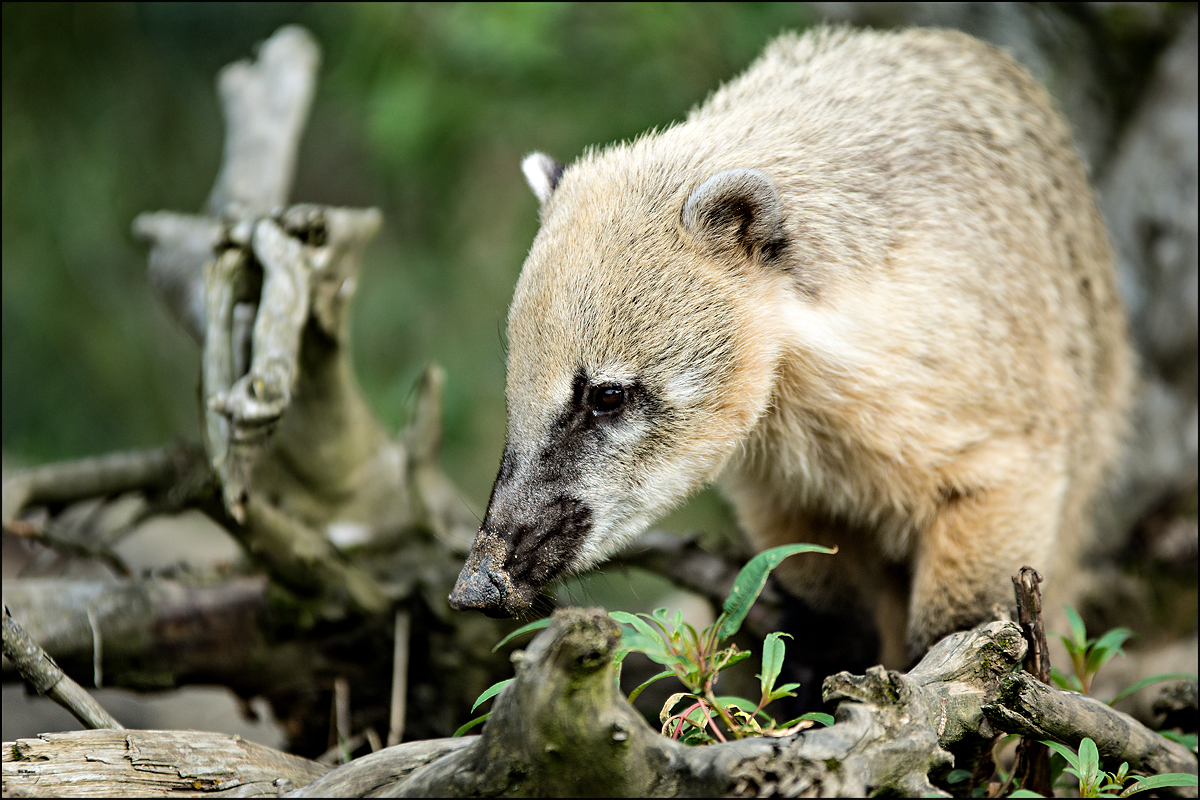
{"left": 1006, "top": 738, "right": 1198, "bottom": 798}
{"left": 456, "top": 543, "right": 837, "bottom": 741}
{"left": 611, "top": 543, "right": 836, "bottom": 743}
{"left": 1050, "top": 606, "right": 1134, "bottom": 695}
{"left": 1049, "top": 605, "right": 1197, "bottom": 711}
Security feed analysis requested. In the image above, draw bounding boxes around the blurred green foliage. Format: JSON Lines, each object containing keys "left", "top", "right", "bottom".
{"left": 3, "top": 3, "right": 815, "bottom": 528}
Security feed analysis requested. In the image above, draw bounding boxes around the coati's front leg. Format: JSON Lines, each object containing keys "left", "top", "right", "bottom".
{"left": 905, "top": 478, "right": 1059, "bottom": 663}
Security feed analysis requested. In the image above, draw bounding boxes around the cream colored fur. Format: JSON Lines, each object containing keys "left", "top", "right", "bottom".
{"left": 503, "top": 27, "right": 1134, "bottom": 665}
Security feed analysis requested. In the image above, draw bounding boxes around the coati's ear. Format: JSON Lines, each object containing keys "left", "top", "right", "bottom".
{"left": 522, "top": 152, "right": 566, "bottom": 206}
{"left": 682, "top": 168, "right": 786, "bottom": 261}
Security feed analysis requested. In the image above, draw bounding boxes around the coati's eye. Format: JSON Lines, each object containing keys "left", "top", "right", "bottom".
{"left": 590, "top": 384, "right": 627, "bottom": 416}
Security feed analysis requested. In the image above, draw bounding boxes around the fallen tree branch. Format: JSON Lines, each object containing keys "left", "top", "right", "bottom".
{"left": 2, "top": 608, "right": 123, "bottom": 730}
{"left": 1, "top": 575, "right": 276, "bottom": 692}
{"left": 2, "top": 443, "right": 204, "bottom": 527}
{"left": 2, "top": 730, "right": 329, "bottom": 798}
{"left": 2, "top": 608, "right": 1027, "bottom": 797}
{"left": 985, "top": 671, "right": 1199, "bottom": 784}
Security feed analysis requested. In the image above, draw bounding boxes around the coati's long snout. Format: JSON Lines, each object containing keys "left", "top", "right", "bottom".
{"left": 449, "top": 446, "right": 593, "bottom": 616}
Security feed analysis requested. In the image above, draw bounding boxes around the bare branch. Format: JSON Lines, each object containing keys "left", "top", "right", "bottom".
{"left": 2, "top": 443, "right": 203, "bottom": 527}
{"left": 21, "top": 612, "right": 1178, "bottom": 799}
{"left": 3, "top": 609, "right": 123, "bottom": 730}
{"left": 1013, "top": 566, "right": 1051, "bottom": 684}
{"left": 985, "top": 672, "right": 1198, "bottom": 782}
{"left": 207, "top": 25, "right": 320, "bottom": 218}
{"left": 388, "top": 610, "right": 411, "bottom": 747}
{"left": 238, "top": 495, "right": 391, "bottom": 615}
{"left": 288, "top": 739, "right": 473, "bottom": 798}
{"left": 2, "top": 576, "right": 271, "bottom": 690}
{"left": 133, "top": 212, "right": 226, "bottom": 341}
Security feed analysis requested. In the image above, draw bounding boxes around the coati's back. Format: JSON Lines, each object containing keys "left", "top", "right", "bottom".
{"left": 453, "top": 27, "right": 1134, "bottom": 668}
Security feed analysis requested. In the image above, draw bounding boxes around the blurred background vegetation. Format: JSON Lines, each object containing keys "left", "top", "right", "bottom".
{"left": 3, "top": 2, "right": 827, "bottom": 533}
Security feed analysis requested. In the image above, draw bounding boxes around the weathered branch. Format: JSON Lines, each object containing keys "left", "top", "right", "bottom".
{"left": 2, "top": 442, "right": 204, "bottom": 527}
{"left": 1013, "top": 566, "right": 1050, "bottom": 684}
{"left": 2, "top": 609, "right": 123, "bottom": 731}
{"left": 237, "top": 494, "right": 391, "bottom": 615}
{"left": 290, "top": 739, "right": 474, "bottom": 797}
{"left": 2, "top": 576, "right": 276, "bottom": 691}
{"left": 206, "top": 25, "right": 319, "bottom": 219}
{"left": 127, "top": 25, "right": 404, "bottom": 609}
{"left": 985, "top": 671, "right": 1199, "bottom": 785}
{"left": 3, "top": 730, "right": 329, "bottom": 798}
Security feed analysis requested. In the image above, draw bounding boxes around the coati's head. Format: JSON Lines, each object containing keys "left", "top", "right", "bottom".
{"left": 450, "top": 146, "right": 792, "bottom": 616}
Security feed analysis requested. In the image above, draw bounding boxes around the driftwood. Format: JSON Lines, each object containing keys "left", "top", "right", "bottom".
{"left": 9, "top": 606, "right": 1193, "bottom": 797}
{"left": 3, "top": 730, "right": 329, "bottom": 798}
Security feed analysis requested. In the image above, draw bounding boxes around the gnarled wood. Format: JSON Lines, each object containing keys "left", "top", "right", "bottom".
{"left": 3, "top": 730, "right": 329, "bottom": 798}
{"left": 985, "top": 671, "right": 1199, "bottom": 786}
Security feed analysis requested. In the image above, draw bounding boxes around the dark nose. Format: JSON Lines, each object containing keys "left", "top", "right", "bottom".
{"left": 449, "top": 555, "right": 506, "bottom": 614}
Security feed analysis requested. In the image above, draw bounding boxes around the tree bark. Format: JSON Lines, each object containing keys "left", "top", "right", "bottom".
{"left": 3, "top": 730, "right": 329, "bottom": 798}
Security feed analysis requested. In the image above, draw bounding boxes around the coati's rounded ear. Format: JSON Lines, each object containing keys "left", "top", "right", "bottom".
{"left": 682, "top": 168, "right": 786, "bottom": 261}
{"left": 522, "top": 152, "right": 566, "bottom": 206}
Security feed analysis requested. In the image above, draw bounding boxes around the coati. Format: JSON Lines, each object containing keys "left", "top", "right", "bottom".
{"left": 449, "top": 26, "right": 1134, "bottom": 668}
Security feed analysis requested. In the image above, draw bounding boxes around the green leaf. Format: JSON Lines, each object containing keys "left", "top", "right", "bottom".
{"left": 1063, "top": 605, "right": 1088, "bottom": 650}
{"left": 1122, "top": 773, "right": 1200, "bottom": 795}
{"left": 757, "top": 631, "right": 792, "bottom": 697}
{"left": 765, "top": 681, "right": 801, "bottom": 703}
{"left": 491, "top": 618, "right": 551, "bottom": 652}
{"left": 1108, "top": 672, "right": 1198, "bottom": 706}
{"left": 612, "top": 611, "right": 668, "bottom": 649}
{"left": 618, "top": 628, "right": 664, "bottom": 655}
{"left": 1040, "top": 740, "right": 1080, "bottom": 771}
{"left": 714, "top": 695, "right": 759, "bottom": 714}
{"left": 471, "top": 678, "right": 513, "bottom": 712}
{"left": 627, "top": 669, "right": 673, "bottom": 704}
{"left": 1050, "top": 666, "right": 1084, "bottom": 693}
{"left": 1007, "top": 791, "right": 1047, "bottom": 798}
{"left": 718, "top": 544, "right": 836, "bottom": 641}
{"left": 1077, "top": 737, "right": 1101, "bottom": 795}
{"left": 945, "top": 769, "right": 972, "bottom": 785}
{"left": 1085, "top": 627, "right": 1134, "bottom": 676}
{"left": 795, "top": 711, "right": 834, "bottom": 727}
{"left": 722, "top": 649, "right": 754, "bottom": 669}
{"left": 453, "top": 713, "right": 489, "bottom": 737}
